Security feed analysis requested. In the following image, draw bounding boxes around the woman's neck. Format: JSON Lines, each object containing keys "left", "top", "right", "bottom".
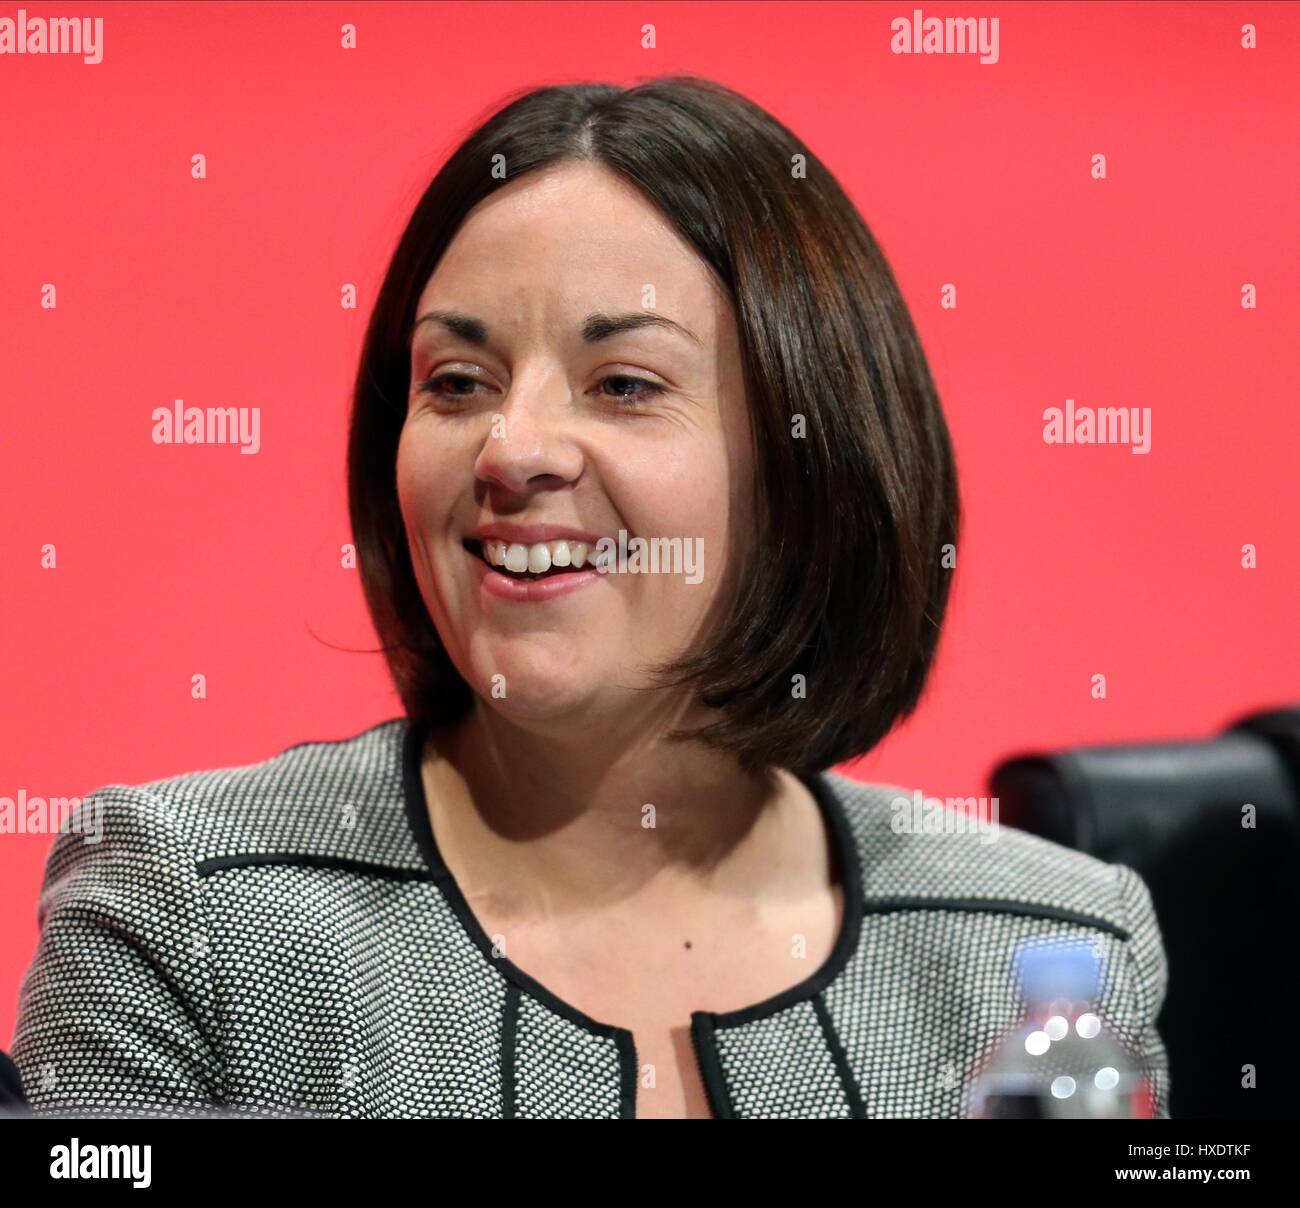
{"left": 419, "top": 699, "right": 830, "bottom": 923}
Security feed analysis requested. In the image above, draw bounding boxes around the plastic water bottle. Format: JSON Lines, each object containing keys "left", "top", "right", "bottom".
{"left": 966, "top": 937, "right": 1156, "bottom": 1119}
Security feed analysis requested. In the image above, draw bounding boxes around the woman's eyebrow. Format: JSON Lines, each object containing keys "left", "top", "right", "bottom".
{"left": 581, "top": 311, "right": 701, "bottom": 346}
{"left": 409, "top": 309, "right": 700, "bottom": 347}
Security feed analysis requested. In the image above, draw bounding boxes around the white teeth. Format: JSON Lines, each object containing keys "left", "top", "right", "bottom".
{"left": 479, "top": 538, "right": 597, "bottom": 575}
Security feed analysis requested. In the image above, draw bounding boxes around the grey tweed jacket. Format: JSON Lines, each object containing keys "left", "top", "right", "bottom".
{"left": 10, "top": 717, "right": 1171, "bottom": 1119}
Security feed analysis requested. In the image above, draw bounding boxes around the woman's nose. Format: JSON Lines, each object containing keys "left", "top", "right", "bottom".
{"left": 472, "top": 386, "right": 584, "bottom": 494}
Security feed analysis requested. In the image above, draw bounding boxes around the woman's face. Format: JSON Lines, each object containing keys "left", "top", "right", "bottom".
{"left": 397, "top": 161, "right": 755, "bottom": 729}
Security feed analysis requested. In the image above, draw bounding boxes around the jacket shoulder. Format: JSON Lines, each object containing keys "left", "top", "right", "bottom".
{"left": 120, "top": 717, "right": 417, "bottom": 869}
{"left": 821, "top": 771, "right": 1130, "bottom": 932}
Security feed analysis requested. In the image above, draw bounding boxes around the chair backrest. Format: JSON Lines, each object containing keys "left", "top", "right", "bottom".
{"left": 991, "top": 706, "right": 1300, "bottom": 1120}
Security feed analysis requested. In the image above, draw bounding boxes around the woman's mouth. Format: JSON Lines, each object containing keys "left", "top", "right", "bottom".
{"left": 463, "top": 538, "right": 605, "bottom": 602}
{"left": 464, "top": 538, "right": 597, "bottom": 579}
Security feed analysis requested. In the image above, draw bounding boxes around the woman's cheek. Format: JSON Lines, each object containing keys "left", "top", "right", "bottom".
{"left": 397, "top": 430, "right": 454, "bottom": 535}
{"left": 395, "top": 438, "right": 457, "bottom": 616}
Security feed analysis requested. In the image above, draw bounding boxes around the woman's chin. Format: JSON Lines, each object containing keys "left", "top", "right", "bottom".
{"left": 467, "top": 663, "right": 598, "bottom": 723}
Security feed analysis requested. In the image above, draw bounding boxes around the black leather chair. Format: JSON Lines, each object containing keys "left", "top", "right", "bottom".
{"left": 991, "top": 706, "right": 1300, "bottom": 1119}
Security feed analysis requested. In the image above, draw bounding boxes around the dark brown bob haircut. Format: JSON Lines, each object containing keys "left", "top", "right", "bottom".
{"left": 348, "top": 75, "right": 960, "bottom": 779}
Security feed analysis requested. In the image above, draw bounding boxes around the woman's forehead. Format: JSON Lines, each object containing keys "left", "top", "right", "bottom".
{"left": 416, "top": 243, "right": 730, "bottom": 351}
{"left": 427, "top": 166, "right": 718, "bottom": 296}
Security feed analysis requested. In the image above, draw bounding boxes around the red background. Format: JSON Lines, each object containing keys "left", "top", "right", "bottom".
{"left": 2, "top": 1, "right": 1297, "bottom": 1047}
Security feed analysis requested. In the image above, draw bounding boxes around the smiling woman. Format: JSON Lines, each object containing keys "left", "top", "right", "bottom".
{"left": 392, "top": 160, "right": 771, "bottom": 742}
{"left": 10, "top": 75, "right": 1171, "bottom": 1121}
{"left": 355, "top": 82, "right": 960, "bottom": 776}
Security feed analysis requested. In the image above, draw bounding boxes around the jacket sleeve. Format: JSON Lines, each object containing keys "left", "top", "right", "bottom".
{"left": 9, "top": 785, "right": 224, "bottom": 1116}
{"left": 1111, "top": 863, "right": 1173, "bottom": 1120}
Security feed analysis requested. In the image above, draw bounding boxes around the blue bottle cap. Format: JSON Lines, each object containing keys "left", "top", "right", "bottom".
{"left": 1013, "top": 938, "right": 1105, "bottom": 1004}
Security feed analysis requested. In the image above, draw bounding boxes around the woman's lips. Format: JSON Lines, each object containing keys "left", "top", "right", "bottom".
{"left": 465, "top": 541, "right": 602, "bottom": 604}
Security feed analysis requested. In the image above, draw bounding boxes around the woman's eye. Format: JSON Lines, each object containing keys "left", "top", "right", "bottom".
{"left": 415, "top": 373, "right": 484, "bottom": 402}
{"left": 598, "top": 375, "right": 665, "bottom": 404}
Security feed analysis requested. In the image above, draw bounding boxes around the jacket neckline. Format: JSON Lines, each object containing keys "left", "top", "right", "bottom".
{"left": 398, "top": 715, "right": 866, "bottom": 1046}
